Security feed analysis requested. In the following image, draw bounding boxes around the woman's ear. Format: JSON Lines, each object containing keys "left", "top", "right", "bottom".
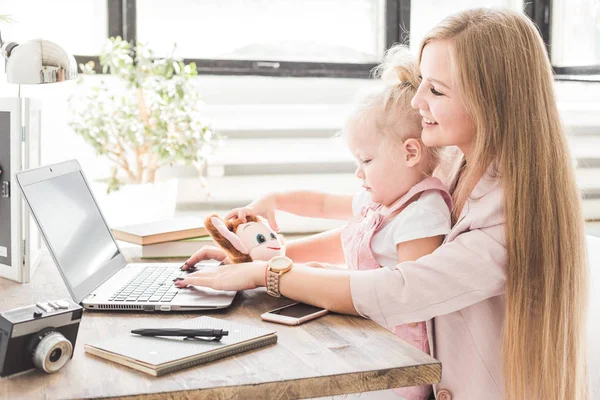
{"left": 403, "top": 138, "right": 422, "bottom": 167}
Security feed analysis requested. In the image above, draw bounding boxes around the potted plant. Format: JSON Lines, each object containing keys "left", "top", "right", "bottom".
{"left": 69, "top": 37, "right": 221, "bottom": 225}
{"left": 68, "top": 37, "right": 221, "bottom": 224}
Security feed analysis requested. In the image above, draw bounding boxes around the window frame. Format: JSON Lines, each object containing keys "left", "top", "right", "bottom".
{"left": 525, "top": 0, "right": 600, "bottom": 82}
{"left": 74, "top": 0, "right": 411, "bottom": 79}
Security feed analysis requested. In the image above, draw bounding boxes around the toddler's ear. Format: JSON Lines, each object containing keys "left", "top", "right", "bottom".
{"left": 403, "top": 138, "right": 422, "bottom": 166}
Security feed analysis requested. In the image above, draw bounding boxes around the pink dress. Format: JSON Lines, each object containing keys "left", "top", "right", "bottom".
{"left": 341, "top": 177, "right": 452, "bottom": 400}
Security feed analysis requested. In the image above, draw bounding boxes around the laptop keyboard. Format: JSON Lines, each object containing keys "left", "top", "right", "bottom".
{"left": 108, "top": 265, "right": 183, "bottom": 303}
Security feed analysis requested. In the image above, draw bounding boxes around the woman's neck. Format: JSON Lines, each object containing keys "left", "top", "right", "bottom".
{"left": 458, "top": 144, "right": 473, "bottom": 163}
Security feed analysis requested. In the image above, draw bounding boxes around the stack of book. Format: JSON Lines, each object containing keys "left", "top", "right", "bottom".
{"left": 111, "top": 213, "right": 344, "bottom": 259}
{"left": 111, "top": 217, "right": 213, "bottom": 259}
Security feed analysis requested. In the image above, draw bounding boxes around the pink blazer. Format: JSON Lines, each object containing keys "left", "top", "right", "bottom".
{"left": 350, "top": 165, "right": 506, "bottom": 400}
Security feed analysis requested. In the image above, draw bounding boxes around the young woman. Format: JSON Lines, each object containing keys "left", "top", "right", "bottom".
{"left": 177, "top": 8, "right": 588, "bottom": 400}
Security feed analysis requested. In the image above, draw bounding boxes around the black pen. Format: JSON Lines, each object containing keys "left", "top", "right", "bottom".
{"left": 131, "top": 328, "right": 229, "bottom": 339}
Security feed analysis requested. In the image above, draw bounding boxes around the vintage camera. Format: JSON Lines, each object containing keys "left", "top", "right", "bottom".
{"left": 0, "top": 298, "right": 82, "bottom": 377}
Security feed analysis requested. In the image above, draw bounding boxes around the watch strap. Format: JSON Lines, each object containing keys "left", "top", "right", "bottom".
{"left": 266, "top": 269, "right": 282, "bottom": 297}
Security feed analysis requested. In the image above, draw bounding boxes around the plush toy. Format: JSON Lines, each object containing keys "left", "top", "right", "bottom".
{"left": 204, "top": 214, "right": 285, "bottom": 264}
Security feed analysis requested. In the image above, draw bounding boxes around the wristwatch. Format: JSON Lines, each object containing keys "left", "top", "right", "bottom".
{"left": 266, "top": 256, "right": 293, "bottom": 297}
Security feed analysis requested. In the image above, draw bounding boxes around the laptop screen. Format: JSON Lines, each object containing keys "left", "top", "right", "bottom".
{"left": 21, "top": 169, "right": 122, "bottom": 294}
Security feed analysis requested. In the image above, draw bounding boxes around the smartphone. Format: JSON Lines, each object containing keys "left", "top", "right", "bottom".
{"left": 260, "top": 302, "right": 329, "bottom": 326}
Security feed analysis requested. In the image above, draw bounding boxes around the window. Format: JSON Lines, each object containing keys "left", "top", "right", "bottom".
{"left": 549, "top": 0, "right": 600, "bottom": 78}
{"left": 409, "top": 0, "right": 520, "bottom": 52}
{"left": 525, "top": 0, "right": 600, "bottom": 80}
{"left": 143, "top": 0, "right": 405, "bottom": 78}
{"left": 138, "top": 0, "right": 384, "bottom": 64}
{"left": 52, "top": 0, "right": 409, "bottom": 79}
{"left": 136, "top": 0, "right": 392, "bottom": 78}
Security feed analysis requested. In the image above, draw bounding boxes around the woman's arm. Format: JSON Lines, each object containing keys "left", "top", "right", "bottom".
{"left": 279, "top": 234, "right": 448, "bottom": 313}
{"left": 176, "top": 234, "right": 452, "bottom": 316}
{"left": 278, "top": 265, "right": 357, "bottom": 314}
{"left": 351, "top": 224, "right": 506, "bottom": 327}
{"left": 285, "top": 227, "right": 346, "bottom": 264}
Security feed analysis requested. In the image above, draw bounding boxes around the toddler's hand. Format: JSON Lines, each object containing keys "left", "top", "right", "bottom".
{"left": 225, "top": 193, "right": 279, "bottom": 232}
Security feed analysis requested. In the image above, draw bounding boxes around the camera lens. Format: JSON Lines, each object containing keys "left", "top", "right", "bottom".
{"left": 49, "top": 348, "right": 63, "bottom": 363}
{"left": 31, "top": 331, "right": 73, "bottom": 373}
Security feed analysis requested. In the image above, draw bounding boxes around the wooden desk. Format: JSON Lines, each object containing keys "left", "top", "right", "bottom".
{"left": 0, "top": 251, "right": 441, "bottom": 399}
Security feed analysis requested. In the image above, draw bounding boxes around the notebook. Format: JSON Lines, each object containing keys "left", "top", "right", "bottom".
{"left": 112, "top": 217, "right": 208, "bottom": 245}
{"left": 84, "top": 316, "right": 278, "bottom": 376}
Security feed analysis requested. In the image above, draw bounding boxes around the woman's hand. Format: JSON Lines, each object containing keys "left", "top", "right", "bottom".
{"left": 225, "top": 193, "right": 279, "bottom": 232}
{"left": 181, "top": 245, "right": 230, "bottom": 271}
{"left": 175, "top": 261, "right": 268, "bottom": 291}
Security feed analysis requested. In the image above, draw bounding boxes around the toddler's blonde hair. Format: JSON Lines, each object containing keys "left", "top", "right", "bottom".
{"left": 345, "top": 45, "right": 439, "bottom": 175}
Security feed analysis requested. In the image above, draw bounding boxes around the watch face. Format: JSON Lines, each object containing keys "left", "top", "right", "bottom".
{"left": 269, "top": 256, "right": 292, "bottom": 271}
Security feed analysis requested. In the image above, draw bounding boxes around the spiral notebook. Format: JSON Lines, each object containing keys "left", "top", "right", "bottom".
{"left": 84, "top": 316, "right": 277, "bottom": 376}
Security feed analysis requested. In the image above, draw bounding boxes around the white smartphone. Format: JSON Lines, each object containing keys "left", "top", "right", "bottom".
{"left": 260, "top": 302, "right": 329, "bottom": 326}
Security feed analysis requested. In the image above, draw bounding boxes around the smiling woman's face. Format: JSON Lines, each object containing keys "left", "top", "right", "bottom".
{"left": 236, "top": 220, "right": 285, "bottom": 260}
{"left": 411, "top": 39, "right": 476, "bottom": 159}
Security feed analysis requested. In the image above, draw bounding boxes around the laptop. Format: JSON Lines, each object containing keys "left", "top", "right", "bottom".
{"left": 15, "top": 159, "right": 236, "bottom": 312}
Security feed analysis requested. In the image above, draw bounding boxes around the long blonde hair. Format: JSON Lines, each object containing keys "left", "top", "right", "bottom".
{"left": 419, "top": 9, "right": 588, "bottom": 400}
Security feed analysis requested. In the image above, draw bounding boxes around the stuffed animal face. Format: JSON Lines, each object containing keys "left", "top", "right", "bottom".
{"left": 204, "top": 214, "right": 286, "bottom": 264}
{"left": 235, "top": 221, "right": 285, "bottom": 261}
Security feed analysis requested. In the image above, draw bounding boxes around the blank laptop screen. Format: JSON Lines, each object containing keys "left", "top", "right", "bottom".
{"left": 21, "top": 171, "right": 120, "bottom": 288}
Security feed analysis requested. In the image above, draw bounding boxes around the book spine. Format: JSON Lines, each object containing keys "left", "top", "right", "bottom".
{"left": 156, "top": 336, "right": 278, "bottom": 376}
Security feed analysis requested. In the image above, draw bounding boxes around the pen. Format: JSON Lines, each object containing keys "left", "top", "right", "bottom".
{"left": 131, "top": 328, "right": 229, "bottom": 339}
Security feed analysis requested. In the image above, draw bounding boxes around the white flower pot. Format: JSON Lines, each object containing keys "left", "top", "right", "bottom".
{"left": 90, "top": 179, "right": 178, "bottom": 228}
